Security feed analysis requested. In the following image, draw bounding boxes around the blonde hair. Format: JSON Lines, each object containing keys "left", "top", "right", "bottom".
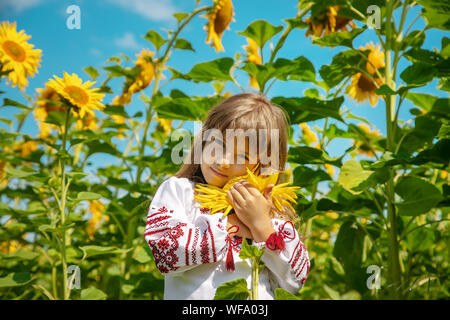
{"left": 175, "top": 92, "right": 298, "bottom": 222}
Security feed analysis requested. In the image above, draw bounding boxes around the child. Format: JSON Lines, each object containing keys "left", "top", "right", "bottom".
{"left": 144, "top": 93, "right": 310, "bottom": 300}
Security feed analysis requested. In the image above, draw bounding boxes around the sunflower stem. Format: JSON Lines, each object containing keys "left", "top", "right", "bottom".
{"left": 58, "top": 105, "right": 71, "bottom": 300}
{"left": 383, "top": 0, "right": 402, "bottom": 300}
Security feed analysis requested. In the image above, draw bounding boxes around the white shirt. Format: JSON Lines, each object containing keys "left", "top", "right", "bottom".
{"left": 144, "top": 176, "right": 310, "bottom": 300}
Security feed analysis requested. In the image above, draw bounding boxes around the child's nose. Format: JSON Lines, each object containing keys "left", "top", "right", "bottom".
{"left": 218, "top": 152, "right": 233, "bottom": 168}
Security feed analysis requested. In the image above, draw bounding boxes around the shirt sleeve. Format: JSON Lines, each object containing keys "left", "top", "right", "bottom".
{"left": 144, "top": 177, "right": 229, "bottom": 276}
{"left": 253, "top": 218, "right": 310, "bottom": 294}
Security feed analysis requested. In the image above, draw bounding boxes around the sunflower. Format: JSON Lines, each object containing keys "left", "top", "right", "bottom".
{"left": 299, "top": 123, "right": 318, "bottom": 147}
{"left": 305, "top": 6, "right": 356, "bottom": 38}
{"left": 203, "top": 0, "right": 234, "bottom": 52}
{"left": 46, "top": 72, "right": 105, "bottom": 119}
{"left": 194, "top": 166, "right": 299, "bottom": 216}
{"left": 14, "top": 140, "right": 38, "bottom": 157}
{"left": 0, "top": 160, "right": 7, "bottom": 188}
{"left": 244, "top": 38, "right": 261, "bottom": 89}
{"left": 34, "top": 85, "right": 65, "bottom": 138}
{"left": 346, "top": 72, "right": 383, "bottom": 106}
{"left": 75, "top": 112, "right": 98, "bottom": 131}
{"left": 155, "top": 116, "right": 172, "bottom": 136}
{"left": 346, "top": 42, "right": 385, "bottom": 106}
{"left": 363, "top": 42, "right": 385, "bottom": 75}
{"left": 86, "top": 200, "right": 108, "bottom": 238}
{"left": 0, "top": 21, "right": 42, "bottom": 91}
{"left": 111, "top": 49, "right": 155, "bottom": 106}
{"left": 128, "top": 49, "right": 155, "bottom": 94}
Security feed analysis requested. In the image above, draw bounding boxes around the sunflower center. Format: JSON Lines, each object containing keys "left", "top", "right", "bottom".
{"left": 2, "top": 40, "right": 26, "bottom": 62}
{"left": 357, "top": 74, "right": 377, "bottom": 92}
{"left": 64, "top": 85, "right": 89, "bottom": 105}
{"left": 214, "top": 1, "right": 233, "bottom": 35}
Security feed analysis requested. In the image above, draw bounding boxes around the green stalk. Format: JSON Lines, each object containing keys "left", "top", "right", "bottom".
{"left": 251, "top": 259, "right": 259, "bottom": 300}
{"left": 58, "top": 106, "right": 71, "bottom": 300}
{"left": 383, "top": 0, "right": 402, "bottom": 299}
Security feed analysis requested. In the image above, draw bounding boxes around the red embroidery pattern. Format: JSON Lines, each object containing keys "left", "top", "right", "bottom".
{"left": 147, "top": 215, "right": 170, "bottom": 225}
{"left": 191, "top": 229, "right": 199, "bottom": 264}
{"left": 148, "top": 222, "right": 187, "bottom": 274}
{"left": 207, "top": 222, "right": 217, "bottom": 262}
{"left": 148, "top": 206, "right": 173, "bottom": 219}
{"left": 290, "top": 242, "right": 305, "bottom": 270}
{"left": 200, "top": 229, "right": 210, "bottom": 263}
{"left": 185, "top": 229, "right": 192, "bottom": 266}
{"left": 199, "top": 207, "right": 211, "bottom": 214}
{"left": 145, "top": 221, "right": 170, "bottom": 237}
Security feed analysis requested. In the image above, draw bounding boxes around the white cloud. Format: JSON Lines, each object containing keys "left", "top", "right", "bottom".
{"left": 0, "top": 0, "right": 45, "bottom": 13}
{"left": 114, "top": 32, "right": 140, "bottom": 50}
{"left": 108, "top": 0, "right": 177, "bottom": 22}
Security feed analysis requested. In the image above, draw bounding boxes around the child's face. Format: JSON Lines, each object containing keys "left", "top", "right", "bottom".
{"left": 200, "top": 136, "right": 259, "bottom": 188}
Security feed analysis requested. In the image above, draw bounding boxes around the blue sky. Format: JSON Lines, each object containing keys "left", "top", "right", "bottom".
{"left": 1, "top": 0, "right": 448, "bottom": 165}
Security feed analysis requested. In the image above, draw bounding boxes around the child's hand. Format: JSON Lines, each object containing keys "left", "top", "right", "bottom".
{"left": 226, "top": 214, "right": 253, "bottom": 239}
{"left": 227, "top": 180, "right": 275, "bottom": 242}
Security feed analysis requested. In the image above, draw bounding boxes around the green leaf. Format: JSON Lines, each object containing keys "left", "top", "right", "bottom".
{"left": 2, "top": 98, "right": 31, "bottom": 110}
{"left": 288, "top": 146, "right": 343, "bottom": 166}
{"left": 333, "top": 219, "right": 365, "bottom": 272}
{"left": 44, "top": 111, "right": 66, "bottom": 127}
{"left": 143, "top": 30, "right": 167, "bottom": 50}
{"left": 156, "top": 95, "right": 224, "bottom": 121}
{"left": 239, "top": 238, "right": 265, "bottom": 260}
{"left": 84, "top": 66, "right": 100, "bottom": 80}
{"left": 272, "top": 96, "right": 344, "bottom": 123}
{"left": 400, "top": 30, "right": 426, "bottom": 50}
{"left": 5, "top": 249, "right": 39, "bottom": 260}
{"left": 174, "top": 38, "right": 195, "bottom": 52}
{"left": 185, "top": 58, "right": 234, "bottom": 82}
{"left": 405, "top": 92, "right": 438, "bottom": 112}
{"left": 76, "top": 192, "right": 102, "bottom": 201}
{"left": 0, "top": 272, "right": 32, "bottom": 288}
{"left": 323, "top": 284, "right": 341, "bottom": 300}
{"left": 86, "top": 140, "right": 120, "bottom": 157}
{"left": 395, "top": 176, "right": 443, "bottom": 216}
{"left": 312, "top": 27, "right": 365, "bottom": 48}
{"left": 132, "top": 245, "right": 153, "bottom": 264}
{"left": 319, "top": 49, "right": 364, "bottom": 88}
{"left": 406, "top": 227, "right": 436, "bottom": 252}
{"left": 293, "top": 166, "right": 331, "bottom": 187}
{"left": 103, "top": 105, "right": 129, "bottom": 118}
{"left": 338, "top": 160, "right": 389, "bottom": 195}
{"left": 374, "top": 84, "right": 397, "bottom": 95}
{"left": 214, "top": 278, "right": 250, "bottom": 300}
{"left": 80, "top": 287, "right": 107, "bottom": 300}
{"left": 441, "top": 37, "right": 450, "bottom": 59}
{"left": 400, "top": 62, "right": 436, "bottom": 86}
{"left": 416, "top": 0, "right": 450, "bottom": 30}
{"left": 238, "top": 20, "right": 283, "bottom": 48}
{"left": 274, "top": 288, "right": 301, "bottom": 300}
{"left": 173, "top": 12, "right": 189, "bottom": 23}
{"left": 103, "top": 65, "right": 140, "bottom": 80}
{"left": 80, "top": 245, "right": 128, "bottom": 259}
{"left": 429, "top": 98, "right": 450, "bottom": 119}
{"left": 242, "top": 56, "right": 316, "bottom": 90}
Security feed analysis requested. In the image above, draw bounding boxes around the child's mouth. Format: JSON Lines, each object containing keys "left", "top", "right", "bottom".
{"left": 211, "top": 167, "right": 227, "bottom": 178}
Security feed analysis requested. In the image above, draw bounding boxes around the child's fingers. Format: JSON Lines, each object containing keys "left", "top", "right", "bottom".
{"left": 232, "top": 181, "right": 252, "bottom": 199}
{"left": 239, "top": 180, "right": 260, "bottom": 197}
{"left": 228, "top": 187, "right": 244, "bottom": 207}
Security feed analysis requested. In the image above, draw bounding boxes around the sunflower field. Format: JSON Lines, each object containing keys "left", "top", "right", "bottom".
{"left": 0, "top": 0, "right": 449, "bottom": 300}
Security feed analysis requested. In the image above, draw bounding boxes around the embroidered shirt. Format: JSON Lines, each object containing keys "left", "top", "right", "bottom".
{"left": 144, "top": 176, "right": 310, "bottom": 300}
